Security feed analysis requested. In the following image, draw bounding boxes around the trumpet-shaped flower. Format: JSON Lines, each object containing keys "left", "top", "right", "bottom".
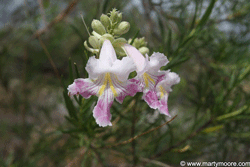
{"left": 68, "top": 40, "right": 139, "bottom": 127}
{"left": 123, "top": 44, "right": 180, "bottom": 116}
{"left": 143, "top": 71, "right": 180, "bottom": 115}
{"left": 123, "top": 44, "right": 168, "bottom": 91}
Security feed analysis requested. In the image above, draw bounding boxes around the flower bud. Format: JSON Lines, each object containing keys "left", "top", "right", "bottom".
{"left": 100, "top": 34, "right": 114, "bottom": 44}
{"left": 139, "top": 37, "right": 147, "bottom": 46}
{"left": 115, "top": 47, "right": 126, "bottom": 57}
{"left": 110, "top": 9, "right": 119, "bottom": 23}
{"left": 84, "top": 41, "right": 99, "bottom": 54}
{"left": 130, "top": 37, "right": 148, "bottom": 49}
{"left": 88, "top": 36, "right": 100, "bottom": 49}
{"left": 133, "top": 38, "right": 140, "bottom": 48}
{"left": 92, "top": 31, "right": 102, "bottom": 39}
{"left": 91, "top": 19, "right": 106, "bottom": 35}
{"left": 101, "top": 34, "right": 114, "bottom": 42}
{"left": 128, "top": 39, "right": 132, "bottom": 44}
{"left": 113, "top": 21, "right": 130, "bottom": 35}
{"left": 139, "top": 47, "right": 149, "bottom": 55}
{"left": 112, "top": 38, "right": 127, "bottom": 47}
{"left": 117, "top": 13, "right": 122, "bottom": 23}
{"left": 100, "top": 14, "right": 111, "bottom": 30}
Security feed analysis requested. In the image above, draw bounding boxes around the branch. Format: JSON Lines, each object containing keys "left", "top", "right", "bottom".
{"left": 31, "top": 0, "right": 79, "bottom": 39}
{"left": 102, "top": 115, "right": 177, "bottom": 149}
{"left": 109, "top": 150, "right": 171, "bottom": 167}
{"left": 65, "top": 148, "right": 87, "bottom": 167}
{"left": 37, "top": 0, "right": 47, "bottom": 27}
{"left": 38, "top": 36, "right": 62, "bottom": 85}
{"left": 149, "top": 119, "right": 212, "bottom": 160}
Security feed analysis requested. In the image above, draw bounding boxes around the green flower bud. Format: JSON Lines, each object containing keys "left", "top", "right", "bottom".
{"left": 113, "top": 21, "right": 130, "bottom": 35}
{"left": 139, "top": 37, "right": 147, "bottom": 46}
{"left": 128, "top": 39, "right": 132, "bottom": 44}
{"left": 110, "top": 9, "right": 119, "bottom": 23}
{"left": 84, "top": 41, "right": 99, "bottom": 54}
{"left": 92, "top": 31, "right": 102, "bottom": 39}
{"left": 133, "top": 38, "right": 140, "bottom": 48}
{"left": 139, "top": 47, "right": 149, "bottom": 55}
{"left": 100, "top": 14, "right": 111, "bottom": 30}
{"left": 99, "top": 34, "right": 115, "bottom": 44}
{"left": 101, "top": 34, "right": 114, "bottom": 42}
{"left": 112, "top": 38, "right": 127, "bottom": 47}
{"left": 115, "top": 47, "right": 126, "bottom": 57}
{"left": 117, "top": 13, "right": 122, "bottom": 23}
{"left": 88, "top": 36, "right": 100, "bottom": 49}
{"left": 129, "top": 37, "right": 148, "bottom": 49}
{"left": 91, "top": 19, "right": 106, "bottom": 35}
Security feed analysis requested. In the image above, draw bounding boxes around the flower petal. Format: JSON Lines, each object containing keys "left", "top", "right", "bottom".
{"left": 93, "top": 89, "right": 113, "bottom": 127}
{"left": 86, "top": 40, "right": 120, "bottom": 80}
{"left": 99, "top": 40, "right": 117, "bottom": 65}
{"left": 157, "top": 72, "right": 180, "bottom": 92}
{"left": 158, "top": 94, "right": 170, "bottom": 116}
{"left": 115, "top": 81, "right": 141, "bottom": 103}
{"left": 111, "top": 56, "right": 136, "bottom": 82}
{"left": 123, "top": 44, "right": 146, "bottom": 72}
{"left": 148, "top": 52, "right": 169, "bottom": 72}
{"left": 142, "top": 90, "right": 160, "bottom": 109}
{"left": 67, "top": 78, "right": 98, "bottom": 98}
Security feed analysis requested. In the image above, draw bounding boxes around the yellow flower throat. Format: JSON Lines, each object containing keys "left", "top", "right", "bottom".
{"left": 143, "top": 73, "right": 155, "bottom": 88}
{"left": 98, "top": 73, "right": 118, "bottom": 97}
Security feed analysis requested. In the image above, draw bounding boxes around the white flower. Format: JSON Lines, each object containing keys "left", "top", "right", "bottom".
{"left": 123, "top": 44, "right": 180, "bottom": 116}
{"left": 68, "top": 40, "right": 140, "bottom": 127}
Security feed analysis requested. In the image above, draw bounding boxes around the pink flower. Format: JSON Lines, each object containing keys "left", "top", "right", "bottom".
{"left": 68, "top": 40, "right": 140, "bottom": 127}
{"left": 123, "top": 44, "right": 180, "bottom": 116}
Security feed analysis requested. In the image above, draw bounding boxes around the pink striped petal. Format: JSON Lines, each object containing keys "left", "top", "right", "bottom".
{"left": 93, "top": 89, "right": 113, "bottom": 127}
{"left": 142, "top": 90, "right": 161, "bottom": 109}
{"left": 115, "top": 81, "right": 141, "bottom": 103}
{"left": 158, "top": 95, "right": 170, "bottom": 116}
{"left": 67, "top": 79, "right": 97, "bottom": 98}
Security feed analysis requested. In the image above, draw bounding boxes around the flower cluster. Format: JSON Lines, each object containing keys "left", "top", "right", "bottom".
{"left": 68, "top": 10, "right": 180, "bottom": 127}
{"left": 84, "top": 9, "right": 133, "bottom": 57}
{"left": 68, "top": 40, "right": 180, "bottom": 127}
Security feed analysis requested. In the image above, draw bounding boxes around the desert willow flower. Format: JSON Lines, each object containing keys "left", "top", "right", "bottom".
{"left": 68, "top": 40, "right": 140, "bottom": 127}
{"left": 123, "top": 44, "right": 180, "bottom": 116}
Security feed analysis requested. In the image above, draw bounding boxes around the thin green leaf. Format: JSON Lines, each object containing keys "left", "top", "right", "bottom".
{"left": 216, "top": 105, "right": 248, "bottom": 121}
{"left": 166, "top": 29, "right": 172, "bottom": 56}
{"left": 74, "top": 63, "right": 80, "bottom": 78}
{"left": 196, "top": 0, "right": 216, "bottom": 29}
{"left": 129, "top": 29, "right": 140, "bottom": 45}
{"left": 190, "top": 0, "right": 199, "bottom": 30}
{"left": 68, "top": 58, "right": 74, "bottom": 83}
{"left": 158, "top": 15, "right": 165, "bottom": 43}
{"left": 63, "top": 90, "right": 78, "bottom": 121}
{"left": 102, "top": 0, "right": 110, "bottom": 14}
{"left": 238, "top": 65, "right": 250, "bottom": 82}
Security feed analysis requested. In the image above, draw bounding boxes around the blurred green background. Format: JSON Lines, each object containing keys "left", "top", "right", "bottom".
{"left": 0, "top": 0, "right": 250, "bottom": 166}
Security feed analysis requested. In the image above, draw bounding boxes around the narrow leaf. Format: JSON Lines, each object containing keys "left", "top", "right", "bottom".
{"left": 216, "top": 105, "right": 248, "bottom": 121}
{"left": 202, "top": 125, "right": 224, "bottom": 133}
{"left": 74, "top": 63, "right": 80, "bottom": 78}
{"left": 190, "top": 0, "right": 199, "bottom": 30}
{"left": 166, "top": 29, "right": 172, "bottom": 56}
{"left": 130, "top": 29, "right": 140, "bottom": 45}
{"left": 68, "top": 58, "right": 73, "bottom": 83}
{"left": 63, "top": 90, "right": 78, "bottom": 121}
{"left": 196, "top": 0, "right": 216, "bottom": 29}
